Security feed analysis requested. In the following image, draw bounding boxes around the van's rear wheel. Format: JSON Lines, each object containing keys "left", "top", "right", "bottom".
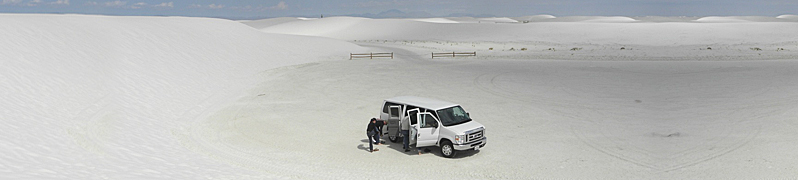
{"left": 441, "top": 140, "right": 456, "bottom": 158}
{"left": 389, "top": 135, "right": 398, "bottom": 143}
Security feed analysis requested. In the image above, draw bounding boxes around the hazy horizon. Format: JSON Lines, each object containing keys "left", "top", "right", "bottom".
{"left": 1, "top": 0, "right": 797, "bottom": 20}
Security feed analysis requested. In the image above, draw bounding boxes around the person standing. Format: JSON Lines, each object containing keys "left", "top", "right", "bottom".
{"left": 366, "top": 118, "right": 380, "bottom": 153}
{"left": 401, "top": 115, "right": 410, "bottom": 152}
{"left": 374, "top": 118, "right": 385, "bottom": 145}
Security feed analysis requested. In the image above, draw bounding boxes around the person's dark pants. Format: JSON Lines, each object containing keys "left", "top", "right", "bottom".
{"left": 367, "top": 130, "right": 376, "bottom": 151}
{"left": 374, "top": 130, "right": 381, "bottom": 144}
{"left": 402, "top": 130, "right": 409, "bottom": 150}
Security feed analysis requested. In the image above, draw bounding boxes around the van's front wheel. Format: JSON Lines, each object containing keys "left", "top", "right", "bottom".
{"left": 441, "top": 140, "right": 457, "bottom": 158}
{"left": 389, "top": 135, "right": 398, "bottom": 143}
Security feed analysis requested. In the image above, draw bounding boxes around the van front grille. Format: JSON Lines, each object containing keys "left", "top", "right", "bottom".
{"left": 466, "top": 130, "right": 483, "bottom": 143}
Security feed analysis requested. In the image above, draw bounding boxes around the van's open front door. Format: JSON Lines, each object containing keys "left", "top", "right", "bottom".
{"left": 415, "top": 112, "right": 440, "bottom": 147}
{"left": 407, "top": 108, "right": 419, "bottom": 145}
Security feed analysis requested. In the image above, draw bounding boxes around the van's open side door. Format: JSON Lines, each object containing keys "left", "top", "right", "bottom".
{"left": 386, "top": 105, "right": 401, "bottom": 136}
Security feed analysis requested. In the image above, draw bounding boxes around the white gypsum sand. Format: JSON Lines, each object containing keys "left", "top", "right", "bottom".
{"left": 3, "top": 14, "right": 798, "bottom": 179}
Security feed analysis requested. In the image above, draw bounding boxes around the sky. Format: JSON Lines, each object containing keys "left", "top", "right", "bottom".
{"left": 1, "top": 0, "right": 797, "bottom": 19}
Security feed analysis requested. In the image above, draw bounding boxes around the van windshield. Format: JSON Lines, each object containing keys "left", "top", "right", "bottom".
{"left": 436, "top": 106, "right": 471, "bottom": 126}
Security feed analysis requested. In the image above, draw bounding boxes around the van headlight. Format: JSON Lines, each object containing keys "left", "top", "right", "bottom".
{"left": 455, "top": 135, "right": 466, "bottom": 144}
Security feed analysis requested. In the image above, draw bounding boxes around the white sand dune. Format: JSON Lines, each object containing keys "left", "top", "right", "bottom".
{"left": 630, "top": 16, "right": 701, "bottom": 22}
{"left": 412, "top": 17, "right": 519, "bottom": 23}
{"left": 410, "top": 17, "right": 461, "bottom": 23}
{"left": 259, "top": 16, "right": 798, "bottom": 45}
{"left": 694, "top": 16, "right": 798, "bottom": 22}
{"left": 511, "top": 15, "right": 557, "bottom": 22}
{"left": 239, "top": 17, "right": 307, "bottom": 29}
{"left": 695, "top": 16, "right": 755, "bottom": 22}
{"left": 0, "top": 13, "right": 364, "bottom": 179}
{"left": 3, "top": 13, "right": 798, "bottom": 179}
{"left": 549, "top": 16, "right": 638, "bottom": 22}
{"left": 260, "top": 16, "right": 798, "bottom": 61}
{"left": 475, "top": 17, "right": 519, "bottom": 23}
{"left": 777, "top": 14, "right": 798, "bottom": 20}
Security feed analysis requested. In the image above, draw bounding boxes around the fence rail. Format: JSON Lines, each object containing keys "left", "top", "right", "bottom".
{"left": 350, "top": 52, "right": 393, "bottom": 60}
{"left": 432, "top": 52, "right": 476, "bottom": 59}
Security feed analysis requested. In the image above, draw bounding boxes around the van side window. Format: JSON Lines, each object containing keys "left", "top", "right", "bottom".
{"left": 405, "top": 106, "right": 424, "bottom": 125}
{"left": 382, "top": 102, "right": 400, "bottom": 113}
{"left": 420, "top": 114, "right": 438, "bottom": 128}
{"left": 409, "top": 111, "right": 418, "bottom": 125}
{"left": 389, "top": 106, "right": 400, "bottom": 118}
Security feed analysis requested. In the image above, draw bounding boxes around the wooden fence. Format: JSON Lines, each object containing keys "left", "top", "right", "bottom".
{"left": 432, "top": 52, "right": 476, "bottom": 59}
{"left": 350, "top": 52, "right": 393, "bottom": 60}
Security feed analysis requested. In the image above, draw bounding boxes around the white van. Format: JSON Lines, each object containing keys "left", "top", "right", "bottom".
{"left": 379, "top": 96, "right": 486, "bottom": 158}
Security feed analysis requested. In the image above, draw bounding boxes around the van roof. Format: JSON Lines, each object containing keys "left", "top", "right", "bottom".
{"left": 384, "top": 96, "right": 459, "bottom": 110}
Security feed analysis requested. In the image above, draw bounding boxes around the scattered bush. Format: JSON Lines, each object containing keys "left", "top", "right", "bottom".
{"left": 620, "top": 47, "right": 626, "bottom": 50}
{"left": 777, "top": 48, "right": 785, "bottom": 51}
{"left": 489, "top": 47, "right": 493, "bottom": 50}
{"left": 750, "top": 47, "right": 762, "bottom": 51}
{"left": 509, "top": 48, "right": 515, "bottom": 51}
{"left": 570, "top": 47, "right": 582, "bottom": 51}
{"left": 520, "top": 48, "right": 528, "bottom": 51}
{"left": 547, "top": 48, "right": 556, "bottom": 51}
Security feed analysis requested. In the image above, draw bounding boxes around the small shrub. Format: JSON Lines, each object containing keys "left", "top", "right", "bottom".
{"left": 777, "top": 48, "right": 785, "bottom": 51}
{"left": 489, "top": 47, "right": 493, "bottom": 50}
{"left": 750, "top": 47, "right": 762, "bottom": 51}
{"left": 620, "top": 47, "right": 626, "bottom": 50}
{"left": 520, "top": 48, "right": 528, "bottom": 51}
{"left": 548, "top": 48, "right": 555, "bottom": 51}
{"left": 509, "top": 48, "right": 515, "bottom": 51}
{"left": 570, "top": 47, "right": 582, "bottom": 51}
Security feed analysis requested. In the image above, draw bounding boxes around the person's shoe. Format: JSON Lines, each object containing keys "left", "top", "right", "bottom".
{"left": 404, "top": 149, "right": 410, "bottom": 152}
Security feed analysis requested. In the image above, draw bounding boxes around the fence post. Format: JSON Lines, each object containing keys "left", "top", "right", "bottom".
{"left": 452, "top": 51, "right": 455, "bottom": 57}
{"left": 350, "top": 53, "right": 352, "bottom": 60}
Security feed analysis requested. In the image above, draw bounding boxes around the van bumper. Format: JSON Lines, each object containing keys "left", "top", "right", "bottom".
{"left": 453, "top": 137, "right": 486, "bottom": 151}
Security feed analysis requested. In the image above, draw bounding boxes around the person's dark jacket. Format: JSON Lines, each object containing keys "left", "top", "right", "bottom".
{"left": 375, "top": 120, "right": 384, "bottom": 133}
{"left": 367, "top": 121, "right": 377, "bottom": 133}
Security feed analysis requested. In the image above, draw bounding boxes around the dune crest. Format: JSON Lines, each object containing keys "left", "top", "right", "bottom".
{"left": 776, "top": 14, "right": 798, "bottom": 20}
